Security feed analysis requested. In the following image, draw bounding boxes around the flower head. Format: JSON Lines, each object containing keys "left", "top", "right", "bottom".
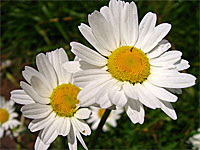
{"left": 0, "top": 96, "right": 20, "bottom": 138}
{"left": 63, "top": 0, "right": 196, "bottom": 124}
{"left": 11, "top": 48, "right": 91, "bottom": 150}
{"left": 87, "top": 107, "right": 123, "bottom": 132}
{"left": 187, "top": 128, "right": 200, "bottom": 150}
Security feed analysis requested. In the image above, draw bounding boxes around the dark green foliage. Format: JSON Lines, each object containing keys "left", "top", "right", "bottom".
{"left": 1, "top": 0, "right": 199, "bottom": 149}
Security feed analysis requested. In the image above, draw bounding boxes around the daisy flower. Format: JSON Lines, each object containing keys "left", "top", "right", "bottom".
{"left": 0, "top": 96, "right": 20, "bottom": 138}
{"left": 63, "top": 0, "right": 196, "bottom": 124}
{"left": 87, "top": 107, "right": 123, "bottom": 132}
{"left": 11, "top": 48, "right": 91, "bottom": 150}
{"left": 187, "top": 128, "right": 200, "bottom": 150}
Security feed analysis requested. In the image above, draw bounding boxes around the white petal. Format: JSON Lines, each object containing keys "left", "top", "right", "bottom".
{"left": 87, "top": 115, "right": 97, "bottom": 124}
{"left": 71, "top": 118, "right": 91, "bottom": 136}
{"left": 79, "top": 60, "right": 107, "bottom": 71}
{"left": 41, "top": 122, "right": 58, "bottom": 144}
{"left": 88, "top": 11, "right": 117, "bottom": 51}
{"left": 108, "top": 84, "right": 128, "bottom": 107}
{"left": 10, "top": 112, "right": 18, "bottom": 118}
{"left": 150, "top": 51, "right": 182, "bottom": 66}
{"left": 135, "top": 12, "right": 157, "bottom": 49}
{"left": 76, "top": 130, "right": 88, "bottom": 150}
{"left": 125, "top": 99, "right": 144, "bottom": 124}
{"left": 75, "top": 108, "right": 91, "bottom": 120}
{"left": 123, "top": 82, "right": 138, "bottom": 100}
{"left": 78, "top": 23, "right": 111, "bottom": 56}
{"left": 73, "top": 69, "right": 110, "bottom": 88}
{"left": 28, "top": 112, "right": 55, "bottom": 132}
{"left": 101, "top": 0, "right": 124, "bottom": 48}
{"left": 63, "top": 60, "right": 107, "bottom": 74}
{"left": 95, "top": 78, "right": 118, "bottom": 103}
{"left": 91, "top": 120, "right": 100, "bottom": 130}
{"left": 22, "top": 66, "right": 51, "bottom": 89}
{"left": 121, "top": 2, "right": 138, "bottom": 46}
{"left": 71, "top": 42, "right": 107, "bottom": 67}
{"left": 59, "top": 117, "right": 71, "bottom": 136}
{"left": 102, "top": 125, "right": 109, "bottom": 132}
{"left": 20, "top": 81, "right": 49, "bottom": 104}
{"left": 100, "top": 6, "right": 120, "bottom": 48}
{"left": 107, "top": 118, "right": 117, "bottom": 127}
{"left": 151, "top": 68, "right": 178, "bottom": 75}
{"left": 10, "top": 90, "right": 34, "bottom": 105}
{"left": 77, "top": 76, "right": 113, "bottom": 107}
{"left": 143, "top": 81, "right": 178, "bottom": 102}
{"left": 35, "top": 132, "right": 50, "bottom": 150}
{"left": 67, "top": 124, "right": 77, "bottom": 150}
{"left": 46, "top": 48, "right": 71, "bottom": 84}
{"left": 30, "top": 76, "right": 52, "bottom": 98}
{"left": 8, "top": 119, "right": 20, "bottom": 128}
{"left": 160, "top": 101, "right": 177, "bottom": 120}
{"left": 175, "top": 59, "right": 190, "bottom": 71}
{"left": 56, "top": 117, "right": 65, "bottom": 135}
{"left": 63, "top": 61, "right": 81, "bottom": 73}
{"left": 36, "top": 53, "right": 58, "bottom": 89}
{"left": 167, "top": 88, "right": 182, "bottom": 95}
{"left": 147, "top": 39, "right": 171, "bottom": 58}
{"left": 21, "top": 103, "right": 52, "bottom": 119}
{"left": 110, "top": 0, "right": 125, "bottom": 46}
{"left": 142, "top": 23, "right": 171, "bottom": 53}
{"left": 135, "top": 83, "right": 160, "bottom": 109}
{"left": 97, "top": 94, "right": 113, "bottom": 109}
{"left": 0, "top": 127, "right": 4, "bottom": 138}
{"left": 148, "top": 72, "right": 196, "bottom": 88}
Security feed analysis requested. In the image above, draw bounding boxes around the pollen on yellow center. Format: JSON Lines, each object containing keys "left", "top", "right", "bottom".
{"left": 0, "top": 108, "right": 9, "bottom": 124}
{"left": 50, "top": 83, "right": 80, "bottom": 117}
{"left": 107, "top": 46, "right": 150, "bottom": 84}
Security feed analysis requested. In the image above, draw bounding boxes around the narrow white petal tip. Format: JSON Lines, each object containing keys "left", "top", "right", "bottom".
{"left": 139, "top": 120, "right": 144, "bottom": 124}
{"left": 147, "top": 12, "right": 156, "bottom": 17}
{"left": 20, "top": 107, "right": 23, "bottom": 112}
{"left": 172, "top": 115, "right": 177, "bottom": 120}
{"left": 164, "top": 23, "right": 172, "bottom": 31}
{"left": 91, "top": 10, "right": 99, "bottom": 15}
{"left": 20, "top": 81, "right": 24, "bottom": 87}
{"left": 78, "top": 23, "right": 85, "bottom": 28}
{"left": 70, "top": 42, "right": 76, "bottom": 47}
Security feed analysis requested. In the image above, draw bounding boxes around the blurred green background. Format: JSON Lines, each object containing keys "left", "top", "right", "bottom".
{"left": 0, "top": 0, "right": 199, "bottom": 149}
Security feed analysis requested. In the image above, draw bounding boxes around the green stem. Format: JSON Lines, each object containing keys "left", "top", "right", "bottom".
{"left": 11, "top": 130, "right": 26, "bottom": 149}
{"left": 90, "top": 109, "right": 111, "bottom": 149}
{"left": 41, "top": 4, "right": 69, "bottom": 42}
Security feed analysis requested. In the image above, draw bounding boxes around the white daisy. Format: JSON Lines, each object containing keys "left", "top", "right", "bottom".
{"left": 63, "top": 0, "right": 196, "bottom": 124}
{"left": 11, "top": 48, "right": 91, "bottom": 150}
{"left": 87, "top": 107, "right": 123, "bottom": 132}
{"left": 187, "top": 128, "right": 200, "bottom": 150}
{"left": 0, "top": 96, "right": 20, "bottom": 138}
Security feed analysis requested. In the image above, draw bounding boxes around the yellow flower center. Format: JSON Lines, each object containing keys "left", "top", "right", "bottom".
{"left": 98, "top": 109, "right": 111, "bottom": 118}
{"left": 50, "top": 83, "right": 80, "bottom": 117}
{"left": 107, "top": 46, "right": 150, "bottom": 84}
{"left": 0, "top": 108, "right": 9, "bottom": 124}
{"left": 98, "top": 109, "right": 106, "bottom": 118}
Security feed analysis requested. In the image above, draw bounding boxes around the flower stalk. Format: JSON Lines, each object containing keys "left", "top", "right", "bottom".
{"left": 90, "top": 109, "right": 112, "bottom": 149}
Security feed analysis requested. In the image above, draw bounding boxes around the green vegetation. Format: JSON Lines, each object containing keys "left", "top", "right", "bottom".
{"left": 1, "top": 0, "right": 199, "bottom": 149}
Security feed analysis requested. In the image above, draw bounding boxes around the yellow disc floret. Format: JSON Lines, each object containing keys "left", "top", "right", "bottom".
{"left": 98, "top": 109, "right": 111, "bottom": 118}
{"left": 98, "top": 109, "right": 106, "bottom": 118}
{"left": 0, "top": 108, "right": 9, "bottom": 124}
{"left": 107, "top": 46, "right": 150, "bottom": 84}
{"left": 50, "top": 83, "right": 80, "bottom": 117}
